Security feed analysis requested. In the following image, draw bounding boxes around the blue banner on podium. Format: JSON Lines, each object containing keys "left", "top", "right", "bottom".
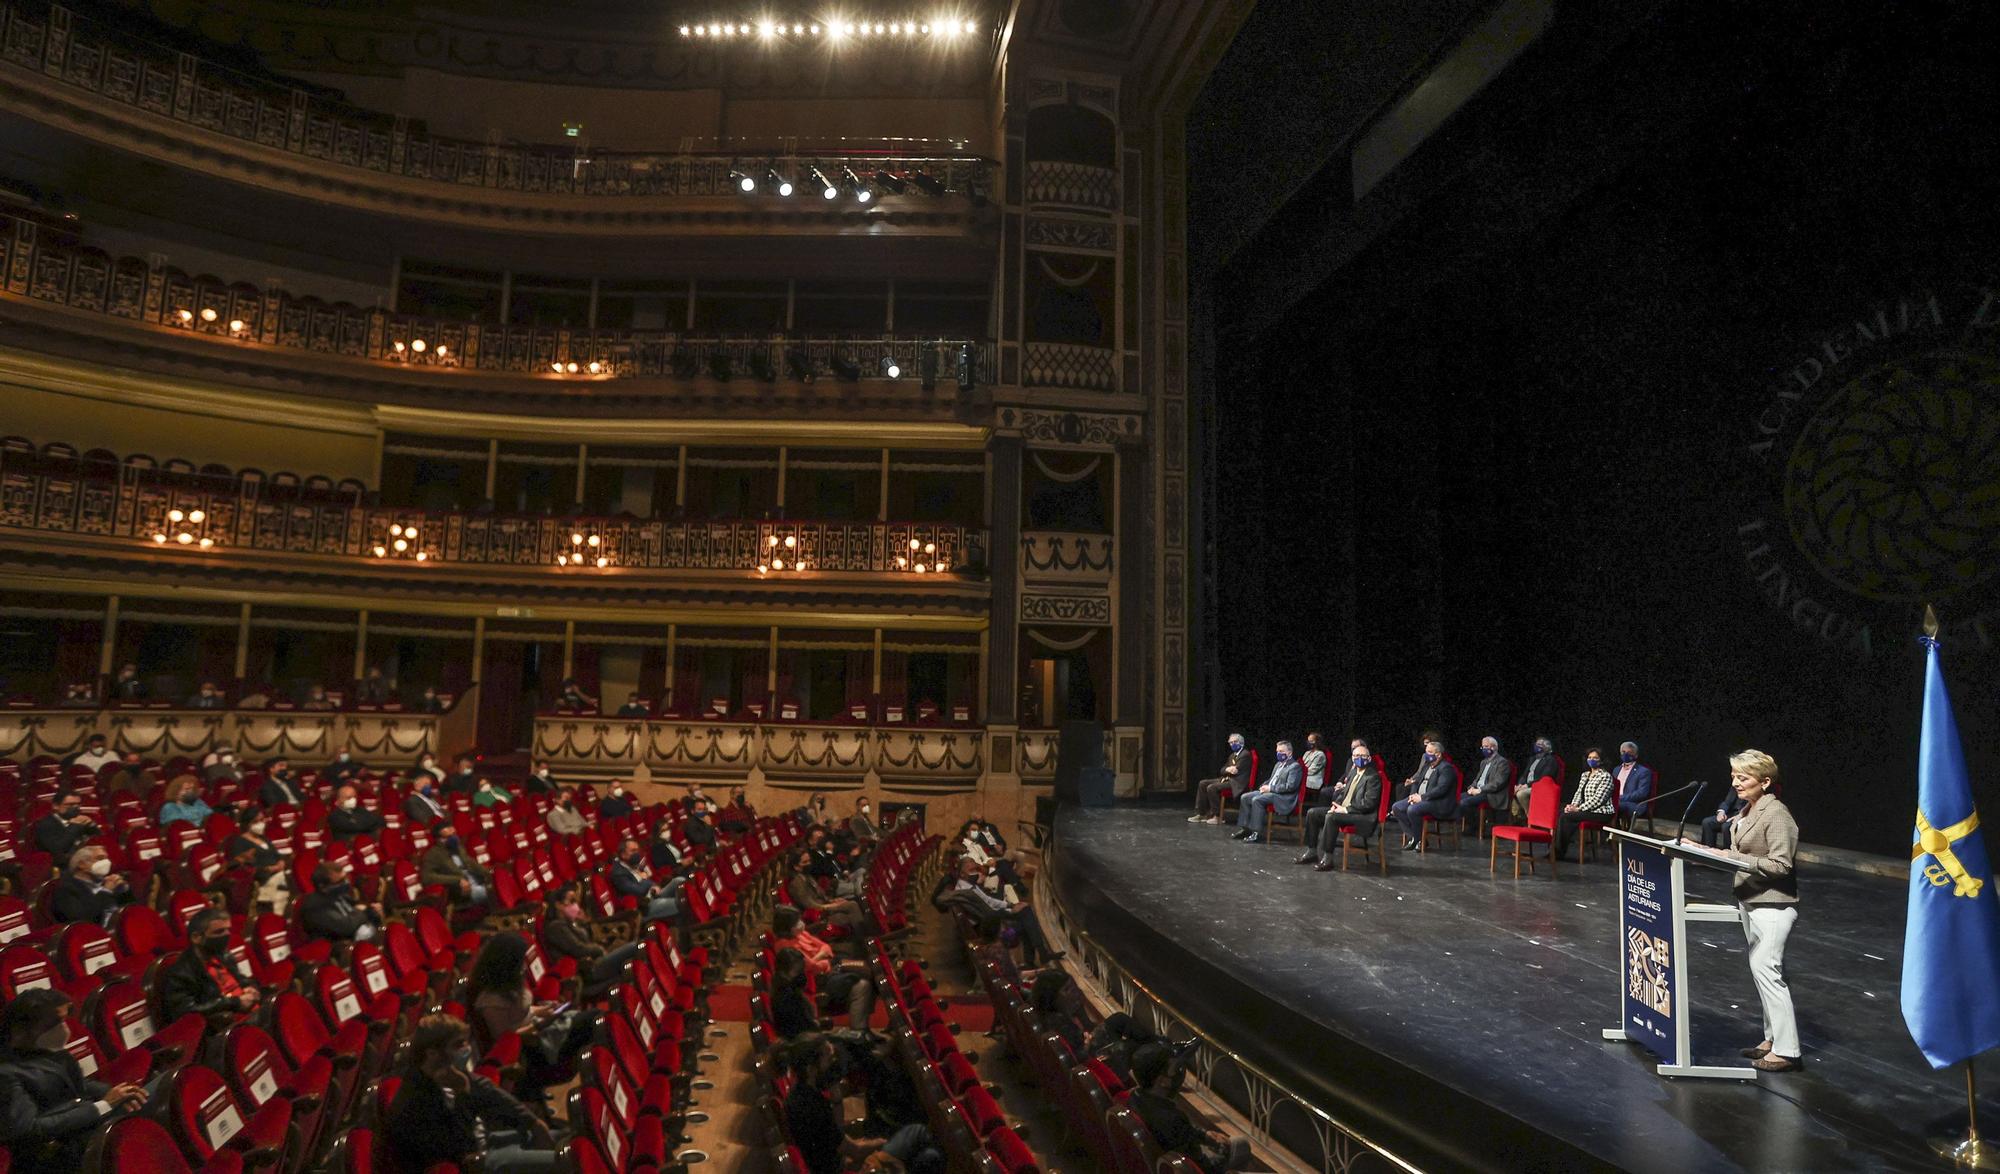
{"left": 1619, "top": 845, "right": 1679, "bottom": 1065}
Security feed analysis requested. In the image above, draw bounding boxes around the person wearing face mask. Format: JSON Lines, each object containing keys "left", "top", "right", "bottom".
{"left": 444, "top": 754, "right": 480, "bottom": 795}
{"left": 50, "top": 846, "right": 132, "bottom": 926}
{"left": 32, "top": 790, "right": 99, "bottom": 866}
{"left": 185, "top": 680, "right": 227, "bottom": 710}
{"left": 614, "top": 691, "right": 650, "bottom": 719}
{"left": 103, "top": 752, "right": 151, "bottom": 800}
{"left": 1451, "top": 736, "right": 1515, "bottom": 829}
{"left": 546, "top": 790, "right": 588, "bottom": 836}
{"left": 1550, "top": 747, "right": 1617, "bottom": 861}
{"left": 0, "top": 988, "right": 150, "bottom": 1174}
{"left": 260, "top": 757, "right": 305, "bottom": 808}
{"left": 158, "top": 775, "right": 214, "bottom": 828}
{"left": 718, "top": 785, "right": 754, "bottom": 834}
{"left": 1299, "top": 740, "right": 1364, "bottom": 853}
{"left": 203, "top": 746, "right": 243, "bottom": 783}
{"left": 67, "top": 734, "right": 119, "bottom": 774}
{"left": 327, "top": 748, "right": 365, "bottom": 784}
{"left": 788, "top": 848, "right": 866, "bottom": 931}
{"left": 418, "top": 685, "right": 447, "bottom": 715}
{"left": 1298, "top": 743, "right": 1384, "bottom": 870}
{"left": 648, "top": 821, "right": 689, "bottom": 875}
{"left": 301, "top": 860, "right": 385, "bottom": 942}
{"left": 355, "top": 665, "right": 392, "bottom": 707}
{"left": 1612, "top": 741, "right": 1656, "bottom": 826}
{"left": 848, "top": 795, "right": 882, "bottom": 847}
{"left": 1127, "top": 1042, "right": 1251, "bottom": 1174}
{"left": 1390, "top": 739, "right": 1460, "bottom": 851}
{"left": 783, "top": 1032, "right": 945, "bottom": 1174}
{"left": 540, "top": 883, "right": 641, "bottom": 1000}
{"left": 803, "top": 791, "right": 830, "bottom": 825}
{"left": 159, "top": 907, "right": 261, "bottom": 1023}
{"left": 384, "top": 1014, "right": 557, "bottom": 1174}
{"left": 225, "top": 807, "right": 291, "bottom": 913}
{"left": 1230, "top": 739, "right": 1303, "bottom": 842}
{"left": 1191, "top": 734, "right": 1253, "bottom": 824}
{"left": 610, "top": 837, "right": 685, "bottom": 921}
{"left": 328, "top": 783, "right": 384, "bottom": 841}
{"left": 522, "top": 759, "right": 558, "bottom": 796}
{"left": 597, "top": 781, "right": 634, "bottom": 821}
{"left": 1511, "top": 738, "right": 1560, "bottom": 821}
{"left": 409, "top": 752, "right": 446, "bottom": 785}
{"left": 682, "top": 798, "right": 718, "bottom": 852}
{"left": 470, "top": 776, "right": 515, "bottom": 810}
{"left": 421, "top": 828, "right": 492, "bottom": 908}
{"left": 1299, "top": 733, "right": 1329, "bottom": 799}
{"left": 407, "top": 776, "right": 449, "bottom": 825}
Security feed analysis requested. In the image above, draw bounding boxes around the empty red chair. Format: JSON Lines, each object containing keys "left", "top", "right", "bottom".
{"left": 223, "top": 1022, "right": 332, "bottom": 1162}
{"left": 164, "top": 1063, "right": 292, "bottom": 1170}
{"left": 314, "top": 964, "right": 399, "bottom": 1043}
{"left": 0, "top": 943, "right": 58, "bottom": 999}
{"left": 271, "top": 991, "right": 366, "bottom": 1122}
{"left": 55, "top": 922, "right": 144, "bottom": 984}
{"left": 84, "top": 979, "right": 204, "bottom": 1068}
{"left": 1491, "top": 778, "right": 1562, "bottom": 879}
{"left": 61, "top": 1009, "right": 152, "bottom": 1087}
{"left": 111, "top": 903, "right": 184, "bottom": 962}
{"left": 986, "top": 1126, "right": 1039, "bottom": 1173}
{"left": 78, "top": 1116, "right": 217, "bottom": 1174}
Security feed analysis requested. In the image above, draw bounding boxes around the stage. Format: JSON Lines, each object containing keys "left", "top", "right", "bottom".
{"left": 1045, "top": 805, "right": 1959, "bottom": 1173}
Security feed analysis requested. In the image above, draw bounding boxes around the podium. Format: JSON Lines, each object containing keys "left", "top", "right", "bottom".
{"left": 1599, "top": 828, "right": 1758, "bottom": 1079}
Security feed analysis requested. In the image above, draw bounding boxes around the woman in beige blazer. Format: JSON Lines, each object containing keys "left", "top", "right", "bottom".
{"left": 1706, "top": 749, "right": 1801, "bottom": 1072}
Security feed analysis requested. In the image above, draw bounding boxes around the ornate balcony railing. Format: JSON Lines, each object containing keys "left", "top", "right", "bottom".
{"left": 1022, "top": 341, "right": 1118, "bottom": 392}
{"left": 1023, "top": 161, "right": 1119, "bottom": 211}
{"left": 533, "top": 716, "right": 986, "bottom": 784}
{"left": 1020, "top": 531, "right": 1113, "bottom": 583}
{"left": 0, "top": 449, "right": 988, "bottom": 575}
{"left": 0, "top": 707, "right": 439, "bottom": 763}
{"left": 0, "top": 2, "right": 994, "bottom": 201}
{"left": 0, "top": 212, "right": 991, "bottom": 385}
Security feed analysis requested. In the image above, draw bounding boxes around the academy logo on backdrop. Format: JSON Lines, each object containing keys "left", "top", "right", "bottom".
{"left": 1737, "top": 287, "right": 2000, "bottom": 661}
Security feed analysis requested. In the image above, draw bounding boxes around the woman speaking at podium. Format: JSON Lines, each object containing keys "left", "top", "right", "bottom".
{"left": 1702, "top": 750, "right": 1801, "bottom": 1072}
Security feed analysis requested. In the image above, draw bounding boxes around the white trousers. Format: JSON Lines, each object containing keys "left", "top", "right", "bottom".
{"left": 1740, "top": 902, "right": 1799, "bottom": 1058}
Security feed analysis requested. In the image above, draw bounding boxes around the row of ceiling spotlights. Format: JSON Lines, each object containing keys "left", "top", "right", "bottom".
{"left": 728, "top": 165, "right": 945, "bottom": 201}
{"left": 681, "top": 17, "right": 982, "bottom": 38}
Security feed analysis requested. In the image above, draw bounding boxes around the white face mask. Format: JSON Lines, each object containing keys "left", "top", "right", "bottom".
{"left": 250, "top": 822, "right": 267, "bottom": 836}
{"left": 88, "top": 859, "right": 112, "bottom": 878}
{"left": 35, "top": 1023, "right": 67, "bottom": 1051}
{"left": 339, "top": 798, "right": 358, "bottom": 811}
{"left": 478, "top": 783, "right": 491, "bottom": 793}
{"left": 611, "top": 787, "right": 623, "bottom": 797}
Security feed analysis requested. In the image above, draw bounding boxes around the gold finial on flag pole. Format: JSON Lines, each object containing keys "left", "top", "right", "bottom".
{"left": 1925, "top": 604, "right": 1941, "bottom": 640}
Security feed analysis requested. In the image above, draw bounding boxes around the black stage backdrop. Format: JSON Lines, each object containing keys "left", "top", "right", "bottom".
{"left": 1190, "top": 1, "right": 2000, "bottom": 857}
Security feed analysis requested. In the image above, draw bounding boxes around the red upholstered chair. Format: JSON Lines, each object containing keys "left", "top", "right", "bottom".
{"left": 222, "top": 1022, "right": 332, "bottom": 1165}
{"left": 1104, "top": 1104, "right": 1160, "bottom": 1174}
{"left": 163, "top": 1063, "right": 291, "bottom": 1170}
{"left": 1492, "top": 778, "right": 1561, "bottom": 879}
{"left": 1340, "top": 756, "right": 1395, "bottom": 876}
{"left": 985, "top": 1126, "right": 1039, "bottom": 1174}
{"left": 1417, "top": 757, "right": 1465, "bottom": 853}
{"left": 1473, "top": 760, "right": 1520, "bottom": 840}
{"left": 1215, "top": 748, "right": 1259, "bottom": 824}
{"left": 78, "top": 1116, "right": 211, "bottom": 1174}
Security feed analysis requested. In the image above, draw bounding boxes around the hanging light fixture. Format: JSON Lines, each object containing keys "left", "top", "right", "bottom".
{"left": 371, "top": 519, "right": 431, "bottom": 562}
{"left": 151, "top": 505, "right": 219, "bottom": 549}
{"left": 894, "top": 537, "right": 940, "bottom": 574}
{"left": 556, "top": 529, "right": 612, "bottom": 568}
{"left": 757, "top": 532, "right": 809, "bottom": 574}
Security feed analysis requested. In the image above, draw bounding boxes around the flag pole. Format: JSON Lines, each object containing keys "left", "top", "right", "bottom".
{"left": 1938, "top": 1058, "right": 1998, "bottom": 1167}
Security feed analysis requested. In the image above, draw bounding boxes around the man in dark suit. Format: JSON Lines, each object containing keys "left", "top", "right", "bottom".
{"left": 1511, "top": 737, "right": 1560, "bottom": 820}
{"left": 420, "top": 834, "right": 490, "bottom": 908}
{"left": 158, "top": 909, "right": 260, "bottom": 1023}
{"left": 1701, "top": 788, "right": 1747, "bottom": 848}
{"left": 443, "top": 755, "right": 480, "bottom": 794}
{"left": 597, "top": 782, "right": 634, "bottom": 821}
{"left": 203, "top": 747, "right": 244, "bottom": 784}
{"left": 185, "top": 681, "right": 226, "bottom": 710}
{"left": 1391, "top": 738, "right": 1460, "bottom": 850}
{"left": 1300, "top": 741, "right": 1363, "bottom": 852}
{"left": 325, "top": 749, "right": 365, "bottom": 785}
{"left": 32, "top": 792, "right": 98, "bottom": 866}
{"left": 1126, "top": 1042, "right": 1250, "bottom": 1174}
{"left": 300, "top": 861, "right": 384, "bottom": 943}
{"left": 259, "top": 758, "right": 306, "bottom": 807}
{"left": 610, "top": 837, "right": 684, "bottom": 921}
{"left": 1230, "top": 740, "right": 1303, "bottom": 842}
{"left": 522, "top": 760, "right": 559, "bottom": 795}
{"left": 50, "top": 846, "right": 134, "bottom": 926}
{"left": 1190, "top": 734, "right": 1252, "bottom": 824}
{"left": 1613, "top": 741, "right": 1657, "bottom": 823}
{"left": 327, "top": 784, "right": 383, "bottom": 841}
{"left": 0, "top": 988, "right": 150, "bottom": 1173}
{"left": 614, "top": 692, "right": 650, "bottom": 718}
{"left": 1452, "top": 735, "right": 1514, "bottom": 825}
{"left": 406, "top": 780, "right": 449, "bottom": 826}
{"left": 1301, "top": 744, "right": 1384, "bottom": 870}
{"left": 382, "top": 1015, "right": 555, "bottom": 1174}
{"left": 682, "top": 800, "right": 718, "bottom": 851}
{"left": 109, "top": 663, "right": 146, "bottom": 701}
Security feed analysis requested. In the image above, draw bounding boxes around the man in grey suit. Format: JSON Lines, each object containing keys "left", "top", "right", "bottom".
{"left": 1299, "top": 745, "right": 1383, "bottom": 869}
{"left": 1231, "top": 741, "right": 1302, "bottom": 841}
{"left": 1190, "top": 734, "right": 1252, "bottom": 824}
{"left": 1391, "top": 738, "right": 1460, "bottom": 850}
{"left": 1452, "top": 735, "right": 1514, "bottom": 825}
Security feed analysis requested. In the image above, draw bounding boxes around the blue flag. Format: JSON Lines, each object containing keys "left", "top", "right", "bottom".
{"left": 1901, "top": 636, "right": 2000, "bottom": 1069}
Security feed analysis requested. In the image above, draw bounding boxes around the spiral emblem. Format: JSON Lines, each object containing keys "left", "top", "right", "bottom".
{"left": 1782, "top": 350, "right": 2000, "bottom": 603}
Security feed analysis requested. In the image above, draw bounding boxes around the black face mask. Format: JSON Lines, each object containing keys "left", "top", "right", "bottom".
{"left": 200, "top": 936, "right": 231, "bottom": 958}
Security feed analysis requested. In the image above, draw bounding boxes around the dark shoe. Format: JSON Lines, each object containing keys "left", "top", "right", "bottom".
{"left": 1751, "top": 1054, "right": 1801, "bottom": 1072}
{"left": 1170, "top": 1037, "right": 1200, "bottom": 1058}
{"left": 1294, "top": 852, "right": 1318, "bottom": 865}
{"left": 1740, "top": 1043, "right": 1772, "bottom": 1059}
{"left": 1230, "top": 829, "right": 1253, "bottom": 840}
{"left": 1402, "top": 841, "right": 1419, "bottom": 852}
{"left": 1313, "top": 861, "right": 1337, "bottom": 872}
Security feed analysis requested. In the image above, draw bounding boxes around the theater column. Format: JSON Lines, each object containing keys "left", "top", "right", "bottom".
{"left": 984, "top": 435, "right": 1023, "bottom": 813}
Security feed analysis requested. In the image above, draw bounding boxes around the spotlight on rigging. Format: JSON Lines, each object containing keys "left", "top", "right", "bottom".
{"left": 830, "top": 353, "right": 862, "bottom": 382}
{"left": 809, "top": 166, "right": 839, "bottom": 200}
{"left": 841, "top": 167, "right": 872, "bottom": 203}
{"left": 785, "top": 348, "right": 816, "bottom": 383}
{"left": 909, "top": 169, "right": 946, "bottom": 196}
{"left": 879, "top": 355, "right": 902, "bottom": 380}
{"left": 730, "top": 169, "right": 758, "bottom": 193}
{"left": 765, "top": 168, "right": 794, "bottom": 197}
{"left": 956, "top": 342, "right": 977, "bottom": 392}
{"left": 871, "top": 169, "right": 909, "bottom": 195}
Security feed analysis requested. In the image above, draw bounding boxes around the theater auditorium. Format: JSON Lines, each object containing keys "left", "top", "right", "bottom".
{"left": 0, "top": 1, "right": 1994, "bottom": 1172}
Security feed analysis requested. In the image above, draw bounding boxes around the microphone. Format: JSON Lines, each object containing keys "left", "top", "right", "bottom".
{"left": 1671, "top": 780, "right": 1709, "bottom": 846}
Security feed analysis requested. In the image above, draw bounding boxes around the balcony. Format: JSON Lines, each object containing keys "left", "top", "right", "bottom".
{"left": 534, "top": 715, "right": 986, "bottom": 785}
{"left": 1020, "top": 531, "right": 1114, "bottom": 584}
{"left": 0, "top": 705, "right": 441, "bottom": 764}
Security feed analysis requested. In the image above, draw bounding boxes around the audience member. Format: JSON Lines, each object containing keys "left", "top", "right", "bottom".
{"left": 301, "top": 683, "right": 337, "bottom": 711}
{"left": 1615, "top": 741, "right": 1657, "bottom": 820}
{"left": 355, "top": 666, "right": 392, "bottom": 706}
{"left": 552, "top": 678, "right": 595, "bottom": 713}
{"left": 540, "top": 882, "right": 641, "bottom": 1000}
{"left": 1190, "top": 733, "right": 1252, "bottom": 824}
{"left": 848, "top": 795, "right": 881, "bottom": 846}
{"left": 328, "top": 784, "right": 384, "bottom": 840}
{"left": 50, "top": 845, "right": 134, "bottom": 926}
{"left": 383, "top": 1014, "right": 557, "bottom": 1174}
{"left": 682, "top": 798, "right": 718, "bottom": 851}
{"left": 260, "top": 757, "right": 306, "bottom": 806}
{"left": 157, "top": 775, "right": 213, "bottom": 828}
{"left": 471, "top": 776, "right": 515, "bottom": 809}
{"left": 1298, "top": 742, "right": 1384, "bottom": 870}
{"left": 802, "top": 791, "right": 831, "bottom": 825}
{"left": 787, "top": 849, "right": 865, "bottom": 931}
{"left": 522, "top": 759, "right": 558, "bottom": 795}
{"left": 421, "top": 830, "right": 492, "bottom": 908}
{"left": 610, "top": 837, "right": 685, "bottom": 922}
{"left": 185, "top": 681, "right": 225, "bottom": 709}
{"left": 326, "top": 748, "right": 365, "bottom": 784}
{"left": 466, "top": 933, "right": 598, "bottom": 1104}
{"left": 101, "top": 752, "right": 150, "bottom": 800}
{"left": 1230, "top": 738, "right": 1302, "bottom": 842}
{"left": 66, "top": 734, "right": 118, "bottom": 775}
{"left": 110, "top": 664, "right": 145, "bottom": 701}
{"left": 444, "top": 755, "right": 480, "bottom": 794}
{"left": 782, "top": 1033, "right": 944, "bottom": 1174}
{"left": 771, "top": 907, "right": 875, "bottom": 1025}
{"left": 648, "top": 820, "right": 688, "bottom": 875}
{"left": 1390, "top": 738, "right": 1461, "bottom": 850}
{"left": 1701, "top": 788, "right": 1747, "bottom": 848}
{"left": 32, "top": 791, "right": 98, "bottom": 865}
{"left": 203, "top": 746, "right": 243, "bottom": 783}
{"left": 224, "top": 808, "right": 289, "bottom": 913}
{"left": 158, "top": 907, "right": 260, "bottom": 1023}
{"left": 418, "top": 685, "right": 447, "bottom": 714}
{"left": 717, "top": 786, "right": 754, "bottom": 834}
{"left": 300, "top": 860, "right": 384, "bottom": 943}
{"left": 768, "top": 947, "right": 823, "bottom": 1040}
{"left": 1128, "top": 1042, "right": 1251, "bottom": 1174}
{"left": 614, "top": 692, "right": 650, "bottom": 718}
{"left": 1511, "top": 737, "right": 1560, "bottom": 819}
{"left": 1551, "top": 748, "right": 1617, "bottom": 860}
{"left": 0, "top": 988, "right": 150, "bottom": 1173}
{"left": 410, "top": 752, "right": 446, "bottom": 786}
{"left": 1299, "top": 732, "right": 1328, "bottom": 802}
{"left": 598, "top": 781, "right": 634, "bottom": 821}
{"left": 1029, "top": 970, "right": 1169, "bottom": 1083}
{"left": 946, "top": 857, "right": 1060, "bottom": 965}
{"left": 546, "top": 790, "right": 587, "bottom": 836}
{"left": 1453, "top": 736, "right": 1514, "bottom": 825}
{"left": 680, "top": 781, "right": 711, "bottom": 811}
{"left": 406, "top": 776, "right": 449, "bottom": 825}
{"left": 58, "top": 682, "right": 96, "bottom": 708}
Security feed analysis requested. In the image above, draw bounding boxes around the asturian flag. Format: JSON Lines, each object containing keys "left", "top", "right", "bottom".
{"left": 1900, "top": 630, "right": 2000, "bottom": 1069}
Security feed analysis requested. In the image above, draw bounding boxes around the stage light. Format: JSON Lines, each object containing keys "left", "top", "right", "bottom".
{"left": 765, "top": 168, "right": 794, "bottom": 196}
{"left": 588, "top": 534, "right": 602, "bottom": 548}
{"left": 373, "top": 544, "right": 387, "bottom": 556}
{"left": 393, "top": 341, "right": 407, "bottom": 353}
{"left": 758, "top": 20, "right": 776, "bottom": 37}
{"left": 411, "top": 338, "right": 428, "bottom": 353}
{"left": 841, "top": 167, "right": 872, "bottom": 202}
{"left": 415, "top": 551, "right": 427, "bottom": 561}
{"left": 681, "top": 24, "right": 692, "bottom": 35}
{"left": 550, "top": 361, "right": 563, "bottom": 373}
{"left": 587, "top": 360, "right": 602, "bottom": 374}
{"left": 830, "top": 353, "right": 861, "bottom": 381}
{"left": 962, "top": 19, "right": 978, "bottom": 33}
{"left": 872, "top": 169, "right": 909, "bottom": 195}
{"left": 693, "top": 24, "right": 705, "bottom": 35}
{"left": 732, "top": 170, "right": 758, "bottom": 192}
{"left": 956, "top": 342, "right": 977, "bottom": 391}
{"left": 810, "top": 167, "right": 838, "bottom": 200}
{"left": 168, "top": 509, "right": 184, "bottom": 523}
{"left": 199, "top": 307, "right": 217, "bottom": 322}
{"left": 785, "top": 348, "right": 815, "bottom": 383}
{"left": 228, "top": 319, "right": 245, "bottom": 333}
{"left": 177, "top": 308, "right": 194, "bottom": 322}
{"left": 189, "top": 509, "right": 205, "bottom": 523}
{"left": 436, "top": 344, "right": 448, "bottom": 356}
{"left": 393, "top": 538, "right": 408, "bottom": 552}
{"left": 909, "top": 169, "right": 945, "bottom": 196}
{"left": 880, "top": 355, "right": 902, "bottom": 379}
{"left": 177, "top": 532, "right": 193, "bottom": 545}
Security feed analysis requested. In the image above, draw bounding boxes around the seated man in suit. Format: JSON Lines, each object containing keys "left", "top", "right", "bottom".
{"left": 185, "top": 681, "right": 227, "bottom": 709}
{"left": 159, "top": 908, "right": 261, "bottom": 1024}
{"left": 1298, "top": 744, "right": 1383, "bottom": 870}
{"left": 421, "top": 831, "right": 492, "bottom": 908}
{"left": 259, "top": 757, "right": 306, "bottom": 807}
{"left": 1300, "top": 739, "right": 1364, "bottom": 849}
{"left": 327, "top": 784, "right": 384, "bottom": 841}
{"left": 300, "top": 860, "right": 385, "bottom": 943}
{"left": 1511, "top": 737, "right": 1560, "bottom": 820}
{"left": 407, "top": 777, "right": 449, "bottom": 825}
{"left": 1390, "top": 738, "right": 1460, "bottom": 850}
{"left": 32, "top": 791, "right": 98, "bottom": 867}
{"left": 1700, "top": 788, "right": 1747, "bottom": 848}
{"left": 1190, "top": 734, "right": 1251, "bottom": 824}
{"left": 0, "top": 988, "right": 151, "bottom": 1172}
{"left": 50, "top": 846, "right": 134, "bottom": 926}
{"left": 443, "top": 755, "right": 480, "bottom": 794}
{"left": 614, "top": 692, "right": 650, "bottom": 718}
{"left": 1613, "top": 741, "right": 1656, "bottom": 823}
{"left": 1127, "top": 1042, "right": 1250, "bottom": 1174}
{"left": 110, "top": 663, "right": 146, "bottom": 701}
{"left": 597, "top": 782, "right": 635, "bottom": 821}
{"left": 1451, "top": 735, "right": 1514, "bottom": 826}
{"left": 522, "top": 759, "right": 560, "bottom": 795}
{"left": 610, "top": 837, "right": 685, "bottom": 922}
{"left": 682, "top": 799, "right": 718, "bottom": 851}
{"left": 1230, "top": 740, "right": 1302, "bottom": 842}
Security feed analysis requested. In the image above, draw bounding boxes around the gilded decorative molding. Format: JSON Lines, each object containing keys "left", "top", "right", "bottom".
{"left": 1020, "top": 591, "right": 1111, "bottom": 625}
{"left": 0, "top": 706, "right": 437, "bottom": 761}
{"left": 993, "top": 406, "right": 1139, "bottom": 448}
{"left": 1021, "top": 531, "right": 1114, "bottom": 582}
{"left": 531, "top": 715, "right": 986, "bottom": 783}
{"left": 1025, "top": 214, "right": 1118, "bottom": 254}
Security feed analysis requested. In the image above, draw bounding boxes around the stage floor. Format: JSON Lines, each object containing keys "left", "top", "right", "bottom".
{"left": 1048, "top": 806, "right": 1957, "bottom": 1173}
